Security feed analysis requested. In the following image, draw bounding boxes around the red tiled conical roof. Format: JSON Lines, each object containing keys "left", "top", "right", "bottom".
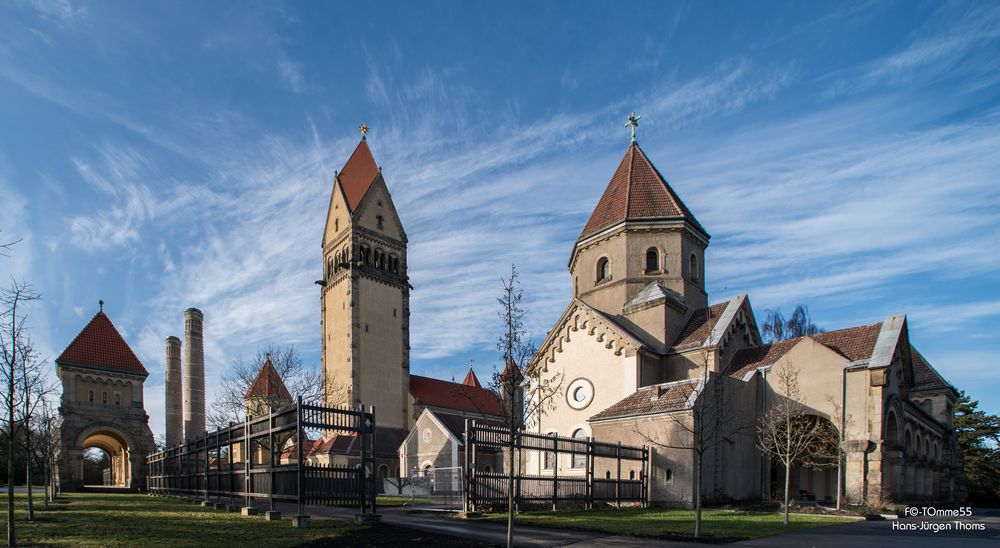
{"left": 579, "top": 143, "right": 706, "bottom": 240}
{"left": 245, "top": 357, "right": 293, "bottom": 401}
{"left": 462, "top": 368, "right": 482, "bottom": 388}
{"left": 56, "top": 310, "right": 148, "bottom": 376}
{"left": 337, "top": 138, "right": 380, "bottom": 213}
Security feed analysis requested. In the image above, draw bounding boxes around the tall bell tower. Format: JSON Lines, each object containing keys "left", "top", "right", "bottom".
{"left": 320, "top": 129, "right": 410, "bottom": 429}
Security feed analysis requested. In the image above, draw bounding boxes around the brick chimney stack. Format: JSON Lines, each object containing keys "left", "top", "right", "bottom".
{"left": 182, "top": 308, "right": 205, "bottom": 441}
{"left": 164, "top": 336, "right": 183, "bottom": 447}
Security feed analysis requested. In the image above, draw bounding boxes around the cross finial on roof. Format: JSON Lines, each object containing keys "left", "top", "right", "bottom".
{"left": 625, "top": 112, "right": 641, "bottom": 143}
{"left": 359, "top": 123, "right": 369, "bottom": 139}
{"left": 468, "top": 359, "right": 475, "bottom": 371}
{"left": 99, "top": 299, "right": 104, "bottom": 312}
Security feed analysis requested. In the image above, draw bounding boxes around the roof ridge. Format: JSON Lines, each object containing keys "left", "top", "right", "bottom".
{"left": 625, "top": 143, "right": 636, "bottom": 219}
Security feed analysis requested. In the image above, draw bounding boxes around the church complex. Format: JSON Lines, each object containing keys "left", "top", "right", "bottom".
{"left": 54, "top": 119, "right": 965, "bottom": 507}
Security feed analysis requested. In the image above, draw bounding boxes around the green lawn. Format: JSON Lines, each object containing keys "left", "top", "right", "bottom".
{"left": 7, "top": 492, "right": 362, "bottom": 547}
{"left": 473, "top": 506, "right": 859, "bottom": 541}
{"left": 376, "top": 495, "right": 432, "bottom": 506}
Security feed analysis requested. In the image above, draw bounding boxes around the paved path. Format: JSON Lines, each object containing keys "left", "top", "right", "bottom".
{"left": 263, "top": 499, "right": 1000, "bottom": 547}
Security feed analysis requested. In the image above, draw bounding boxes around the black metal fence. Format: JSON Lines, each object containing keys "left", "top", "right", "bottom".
{"left": 146, "top": 397, "right": 378, "bottom": 515}
{"left": 465, "top": 421, "right": 649, "bottom": 511}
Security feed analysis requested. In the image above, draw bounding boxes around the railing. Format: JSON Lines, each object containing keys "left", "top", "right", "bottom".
{"left": 465, "top": 421, "right": 649, "bottom": 511}
{"left": 146, "top": 397, "right": 378, "bottom": 515}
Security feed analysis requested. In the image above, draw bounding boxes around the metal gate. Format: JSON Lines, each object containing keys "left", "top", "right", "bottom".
{"left": 466, "top": 421, "right": 649, "bottom": 511}
{"left": 146, "top": 397, "right": 377, "bottom": 515}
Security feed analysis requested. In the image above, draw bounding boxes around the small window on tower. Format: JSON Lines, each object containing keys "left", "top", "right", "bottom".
{"left": 645, "top": 248, "right": 659, "bottom": 273}
{"left": 689, "top": 253, "right": 699, "bottom": 282}
{"left": 376, "top": 215, "right": 384, "bottom": 229}
{"left": 115, "top": 392, "right": 121, "bottom": 406}
{"left": 88, "top": 390, "right": 94, "bottom": 403}
{"left": 335, "top": 219, "right": 339, "bottom": 232}
{"left": 596, "top": 257, "right": 609, "bottom": 282}
{"left": 102, "top": 392, "right": 108, "bottom": 405}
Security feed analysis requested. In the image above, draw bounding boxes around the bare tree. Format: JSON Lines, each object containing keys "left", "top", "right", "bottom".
{"left": 756, "top": 363, "right": 839, "bottom": 524}
{"left": 36, "top": 399, "right": 59, "bottom": 508}
{"left": 207, "top": 344, "right": 324, "bottom": 429}
{"left": 483, "top": 264, "right": 564, "bottom": 548}
{"left": 16, "top": 338, "right": 55, "bottom": 520}
{"left": 633, "top": 347, "right": 749, "bottom": 538}
{"left": 762, "top": 305, "right": 822, "bottom": 343}
{"left": 0, "top": 279, "right": 41, "bottom": 546}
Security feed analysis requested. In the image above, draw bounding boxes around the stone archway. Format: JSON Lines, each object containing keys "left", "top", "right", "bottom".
{"left": 79, "top": 428, "right": 133, "bottom": 487}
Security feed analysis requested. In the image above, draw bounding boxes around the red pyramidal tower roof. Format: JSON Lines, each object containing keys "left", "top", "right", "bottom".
{"left": 245, "top": 357, "right": 293, "bottom": 401}
{"left": 579, "top": 142, "right": 706, "bottom": 240}
{"left": 461, "top": 368, "right": 482, "bottom": 388}
{"left": 337, "top": 138, "right": 381, "bottom": 213}
{"left": 56, "top": 310, "right": 148, "bottom": 376}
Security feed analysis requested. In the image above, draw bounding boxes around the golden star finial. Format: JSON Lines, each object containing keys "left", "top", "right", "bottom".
{"left": 625, "top": 112, "right": 641, "bottom": 143}
{"left": 359, "top": 123, "right": 369, "bottom": 138}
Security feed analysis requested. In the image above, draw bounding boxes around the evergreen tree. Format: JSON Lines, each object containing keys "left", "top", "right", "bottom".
{"left": 953, "top": 391, "right": 1000, "bottom": 505}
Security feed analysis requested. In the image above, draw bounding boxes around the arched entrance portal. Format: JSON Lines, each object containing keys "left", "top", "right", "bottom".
{"left": 81, "top": 430, "right": 132, "bottom": 487}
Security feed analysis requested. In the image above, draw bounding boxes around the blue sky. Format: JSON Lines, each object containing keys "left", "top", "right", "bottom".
{"left": 1, "top": 1, "right": 998, "bottom": 439}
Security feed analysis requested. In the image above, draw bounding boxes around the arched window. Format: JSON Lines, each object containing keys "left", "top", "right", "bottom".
{"left": 375, "top": 248, "right": 385, "bottom": 269}
{"left": 376, "top": 215, "right": 384, "bottom": 229}
{"left": 334, "top": 219, "right": 339, "bottom": 232}
{"left": 665, "top": 468, "right": 673, "bottom": 485}
{"left": 629, "top": 470, "right": 636, "bottom": 480}
{"left": 605, "top": 471, "right": 611, "bottom": 479}
{"left": 378, "top": 465, "right": 389, "bottom": 478}
{"left": 645, "top": 248, "right": 659, "bottom": 273}
{"left": 543, "top": 432, "right": 557, "bottom": 470}
{"left": 571, "top": 429, "right": 587, "bottom": 469}
{"left": 596, "top": 257, "right": 609, "bottom": 282}
{"left": 905, "top": 430, "right": 912, "bottom": 456}
{"left": 689, "top": 253, "right": 699, "bottom": 282}
{"left": 483, "top": 464, "right": 493, "bottom": 474}
{"left": 389, "top": 254, "right": 399, "bottom": 274}
{"left": 88, "top": 390, "right": 94, "bottom": 403}
{"left": 359, "top": 244, "right": 370, "bottom": 265}
{"left": 114, "top": 392, "right": 121, "bottom": 406}
{"left": 422, "top": 464, "right": 432, "bottom": 477}
{"left": 102, "top": 392, "right": 108, "bottom": 405}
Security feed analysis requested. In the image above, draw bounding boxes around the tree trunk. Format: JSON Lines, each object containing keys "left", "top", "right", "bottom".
{"left": 8, "top": 312, "right": 16, "bottom": 547}
{"left": 783, "top": 461, "right": 791, "bottom": 525}
{"left": 25, "top": 432, "right": 33, "bottom": 521}
{"left": 694, "top": 450, "right": 702, "bottom": 538}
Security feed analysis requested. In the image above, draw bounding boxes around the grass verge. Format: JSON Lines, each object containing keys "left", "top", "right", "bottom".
{"left": 471, "top": 506, "right": 858, "bottom": 541}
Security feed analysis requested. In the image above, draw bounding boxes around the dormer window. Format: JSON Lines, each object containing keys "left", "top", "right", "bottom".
{"left": 645, "top": 248, "right": 659, "bottom": 273}
{"left": 596, "top": 257, "right": 609, "bottom": 282}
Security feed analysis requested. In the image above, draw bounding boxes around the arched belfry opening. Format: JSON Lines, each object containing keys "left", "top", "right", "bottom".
{"left": 54, "top": 305, "right": 155, "bottom": 491}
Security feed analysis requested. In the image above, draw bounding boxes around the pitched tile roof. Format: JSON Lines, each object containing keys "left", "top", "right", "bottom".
{"left": 434, "top": 411, "right": 506, "bottom": 441}
{"left": 462, "top": 368, "right": 482, "bottom": 388}
{"left": 56, "top": 311, "right": 148, "bottom": 376}
{"left": 726, "top": 322, "right": 883, "bottom": 379}
{"left": 579, "top": 143, "right": 706, "bottom": 241}
{"left": 410, "top": 374, "right": 504, "bottom": 416}
{"left": 911, "top": 346, "right": 953, "bottom": 392}
{"left": 671, "top": 301, "right": 731, "bottom": 352}
{"left": 590, "top": 379, "right": 700, "bottom": 421}
{"left": 244, "top": 357, "right": 293, "bottom": 401}
{"left": 337, "top": 138, "right": 380, "bottom": 213}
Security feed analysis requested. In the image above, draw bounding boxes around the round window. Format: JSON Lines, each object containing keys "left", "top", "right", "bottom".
{"left": 422, "top": 429, "right": 432, "bottom": 443}
{"left": 566, "top": 378, "right": 594, "bottom": 410}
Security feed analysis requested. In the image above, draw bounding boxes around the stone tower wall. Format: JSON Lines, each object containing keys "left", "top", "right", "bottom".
{"left": 183, "top": 308, "right": 205, "bottom": 440}
{"left": 164, "top": 336, "right": 183, "bottom": 447}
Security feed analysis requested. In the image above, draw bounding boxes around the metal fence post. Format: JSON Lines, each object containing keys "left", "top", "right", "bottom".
{"left": 358, "top": 404, "right": 368, "bottom": 514}
{"left": 552, "top": 434, "right": 559, "bottom": 511}
{"left": 244, "top": 413, "right": 251, "bottom": 509}
{"left": 269, "top": 406, "right": 275, "bottom": 511}
{"left": 296, "top": 396, "right": 304, "bottom": 516}
{"left": 616, "top": 442, "right": 622, "bottom": 508}
{"left": 370, "top": 405, "right": 377, "bottom": 515}
{"left": 586, "top": 436, "right": 593, "bottom": 510}
{"left": 463, "top": 418, "right": 470, "bottom": 513}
